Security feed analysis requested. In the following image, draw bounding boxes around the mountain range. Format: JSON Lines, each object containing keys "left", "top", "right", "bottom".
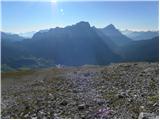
{"left": 1, "top": 21, "right": 159, "bottom": 71}
{"left": 121, "top": 30, "right": 159, "bottom": 40}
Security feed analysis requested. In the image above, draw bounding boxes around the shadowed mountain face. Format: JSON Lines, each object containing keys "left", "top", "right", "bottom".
{"left": 100, "top": 24, "right": 133, "bottom": 46}
{"left": 1, "top": 21, "right": 159, "bottom": 71}
{"left": 24, "top": 22, "right": 121, "bottom": 66}
{"left": 118, "top": 36, "right": 159, "bottom": 62}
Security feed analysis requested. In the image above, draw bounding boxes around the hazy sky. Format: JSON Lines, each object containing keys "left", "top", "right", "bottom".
{"left": 1, "top": 1, "right": 159, "bottom": 33}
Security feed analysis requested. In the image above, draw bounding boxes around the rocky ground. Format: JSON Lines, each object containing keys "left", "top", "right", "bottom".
{"left": 1, "top": 62, "right": 159, "bottom": 119}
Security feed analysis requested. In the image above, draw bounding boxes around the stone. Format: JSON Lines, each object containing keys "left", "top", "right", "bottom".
{"left": 80, "top": 114, "right": 86, "bottom": 119}
{"left": 60, "top": 100, "right": 68, "bottom": 106}
{"left": 153, "top": 103, "right": 158, "bottom": 107}
{"left": 140, "top": 106, "right": 144, "bottom": 109}
{"left": 24, "top": 114, "right": 29, "bottom": 118}
{"left": 117, "top": 92, "right": 128, "bottom": 98}
{"left": 138, "top": 112, "right": 158, "bottom": 119}
{"left": 139, "top": 106, "right": 145, "bottom": 112}
{"left": 95, "top": 99, "right": 106, "bottom": 105}
{"left": 73, "top": 89, "right": 78, "bottom": 93}
{"left": 31, "top": 117, "right": 37, "bottom": 119}
{"left": 74, "top": 71, "right": 77, "bottom": 74}
{"left": 84, "top": 73, "right": 90, "bottom": 77}
{"left": 127, "top": 98, "right": 133, "bottom": 102}
{"left": 78, "top": 104, "right": 86, "bottom": 110}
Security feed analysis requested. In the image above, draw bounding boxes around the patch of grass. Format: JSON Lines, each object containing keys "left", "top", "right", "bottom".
{"left": 147, "top": 95, "right": 159, "bottom": 103}
{"left": 2, "top": 70, "right": 35, "bottom": 78}
{"left": 149, "top": 79, "right": 157, "bottom": 89}
{"left": 110, "top": 98, "right": 125, "bottom": 108}
{"left": 128, "top": 104, "right": 140, "bottom": 118}
{"left": 102, "top": 91, "right": 118, "bottom": 104}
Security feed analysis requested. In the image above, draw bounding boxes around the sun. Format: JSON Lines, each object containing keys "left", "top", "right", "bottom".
{"left": 51, "top": 0, "right": 57, "bottom": 3}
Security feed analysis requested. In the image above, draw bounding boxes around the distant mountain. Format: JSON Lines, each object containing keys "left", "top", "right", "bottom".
{"left": 38, "top": 29, "right": 49, "bottom": 33}
{"left": 119, "top": 36, "right": 159, "bottom": 62}
{"left": 121, "top": 29, "right": 133, "bottom": 35}
{"left": 100, "top": 24, "right": 133, "bottom": 46}
{"left": 121, "top": 30, "right": 159, "bottom": 40}
{"left": 19, "top": 31, "right": 36, "bottom": 38}
{"left": 18, "top": 30, "right": 49, "bottom": 38}
{"left": 1, "top": 32, "right": 24, "bottom": 42}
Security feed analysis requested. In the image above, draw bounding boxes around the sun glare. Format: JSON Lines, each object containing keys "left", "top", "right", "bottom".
{"left": 51, "top": 0, "right": 57, "bottom": 3}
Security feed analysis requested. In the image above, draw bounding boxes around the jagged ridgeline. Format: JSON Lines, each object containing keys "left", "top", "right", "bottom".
{"left": 1, "top": 21, "right": 159, "bottom": 71}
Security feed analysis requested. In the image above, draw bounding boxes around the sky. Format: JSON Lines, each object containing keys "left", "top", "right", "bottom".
{"left": 1, "top": 1, "right": 159, "bottom": 33}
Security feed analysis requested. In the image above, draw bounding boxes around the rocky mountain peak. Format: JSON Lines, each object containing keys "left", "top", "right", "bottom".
{"left": 75, "top": 21, "right": 91, "bottom": 28}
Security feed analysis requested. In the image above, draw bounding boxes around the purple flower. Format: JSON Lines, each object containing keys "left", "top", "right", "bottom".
{"left": 96, "top": 107, "right": 113, "bottom": 118}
